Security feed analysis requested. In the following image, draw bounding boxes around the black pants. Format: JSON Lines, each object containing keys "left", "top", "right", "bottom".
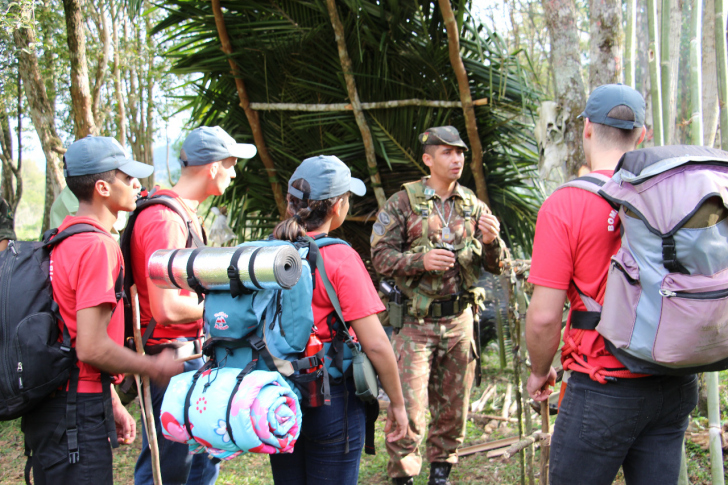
{"left": 23, "top": 392, "right": 113, "bottom": 485}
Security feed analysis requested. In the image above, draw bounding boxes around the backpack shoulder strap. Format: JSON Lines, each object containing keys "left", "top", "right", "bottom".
{"left": 304, "top": 236, "right": 351, "bottom": 339}
{"left": 135, "top": 195, "right": 207, "bottom": 248}
{"left": 43, "top": 223, "right": 105, "bottom": 247}
{"left": 315, "top": 237, "right": 351, "bottom": 248}
{"left": 555, "top": 173, "right": 611, "bottom": 196}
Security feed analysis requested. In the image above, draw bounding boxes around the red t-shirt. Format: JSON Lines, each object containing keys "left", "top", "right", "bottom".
{"left": 50, "top": 217, "right": 124, "bottom": 393}
{"left": 309, "top": 236, "right": 385, "bottom": 342}
{"left": 131, "top": 189, "right": 204, "bottom": 343}
{"left": 528, "top": 170, "right": 637, "bottom": 374}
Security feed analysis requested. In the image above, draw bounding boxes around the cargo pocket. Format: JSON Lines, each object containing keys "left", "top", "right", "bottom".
{"left": 596, "top": 249, "right": 642, "bottom": 349}
{"left": 652, "top": 268, "right": 728, "bottom": 366}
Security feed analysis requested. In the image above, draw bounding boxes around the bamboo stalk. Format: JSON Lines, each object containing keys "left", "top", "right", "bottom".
{"left": 471, "top": 384, "right": 496, "bottom": 412}
{"left": 502, "top": 432, "right": 551, "bottom": 459}
{"left": 516, "top": 277, "right": 535, "bottom": 485}
{"left": 324, "top": 0, "right": 387, "bottom": 209}
{"left": 625, "top": 0, "right": 637, "bottom": 87}
{"left": 707, "top": 372, "right": 725, "bottom": 484}
{"left": 690, "top": 0, "right": 704, "bottom": 145}
{"left": 249, "top": 99, "right": 488, "bottom": 111}
{"left": 437, "top": 0, "right": 491, "bottom": 208}
{"left": 540, "top": 402, "right": 552, "bottom": 485}
{"left": 210, "top": 0, "right": 287, "bottom": 219}
{"left": 502, "top": 383, "right": 513, "bottom": 422}
{"left": 716, "top": 0, "right": 728, "bottom": 149}
{"left": 647, "top": 0, "right": 664, "bottom": 146}
{"left": 458, "top": 436, "right": 520, "bottom": 457}
{"left": 468, "top": 413, "right": 518, "bottom": 424}
{"left": 660, "top": 0, "right": 674, "bottom": 142}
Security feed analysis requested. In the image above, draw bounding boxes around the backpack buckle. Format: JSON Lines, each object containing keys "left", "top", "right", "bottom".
{"left": 464, "top": 207, "right": 473, "bottom": 219}
{"left": 67, "top": 428, "right": 79, "bottom": 463}
{"left": 248, "top": 335, "right": 266, "bottom": 352}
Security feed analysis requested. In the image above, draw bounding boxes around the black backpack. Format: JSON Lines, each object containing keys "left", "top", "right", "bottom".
{"left": 0, "top": 224, "right": 123, "bottom": 421}
{"left": 119, "top": 191, "right": 206, "bottom": 350}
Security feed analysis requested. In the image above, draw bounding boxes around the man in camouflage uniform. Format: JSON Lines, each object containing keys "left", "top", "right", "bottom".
{"left": 372, "top": 126, "right": 503, "bottom": 485}
{"left": 0, "top": 196, "right": 16, "bottom": 251}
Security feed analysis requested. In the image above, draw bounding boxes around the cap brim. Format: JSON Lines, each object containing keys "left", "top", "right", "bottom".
{"left": 228, "top": 143, "right": 257, "bottom": 159}
{"left": 350, "top": 177, "right": 366, "bottom": 197}
{"left": 117, "top": 159, "right": 154, "bottom": 179}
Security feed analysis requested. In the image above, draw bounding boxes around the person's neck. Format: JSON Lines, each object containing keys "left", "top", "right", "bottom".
{"left": 587, "top": 147, "right": 629, "bottom": 172}
{"left": 75, "top": 201, "right": 117, "bottom": 233}
{"left": 425, "top": 176, "right": 457, "bottom": 199}
{"left": 171, "top": 175, "right": 210, "bottom": 211}
{"left": 309, "top": 219, "right": 332, "bottom": 235}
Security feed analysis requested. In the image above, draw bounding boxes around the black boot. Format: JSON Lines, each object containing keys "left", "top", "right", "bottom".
{"left": 428, "top": 462, "right": 452, "bottom": 485}
{"left": 392, "top": 477, "right": 414, "bottom": 485}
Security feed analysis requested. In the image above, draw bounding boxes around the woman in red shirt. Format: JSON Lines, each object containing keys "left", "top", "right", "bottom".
{"left": 268, "top": 155, "right": 407, "bottom": 484}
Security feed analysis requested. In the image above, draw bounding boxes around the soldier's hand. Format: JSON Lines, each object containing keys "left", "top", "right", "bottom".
{"left": 384, "top": 403, "right": 408, "bottom": 442}
{"left": 148, "top": 348, "right": 184, "bottom": 386}
{"left": 423, "top": 249, "right": 456, "bottom": 272}
{"left": 478, "top": 213, "right": 500, "bottom": 245}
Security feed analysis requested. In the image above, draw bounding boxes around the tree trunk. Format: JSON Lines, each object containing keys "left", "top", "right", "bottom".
{"left": 660, "top": 0, "right": 682, "bottom": 144}
{"left": 438, "top": 0, "right": 491, "bottom": 207}
{"left": 90, "top": 4, "right": 111, "bottom": 129}
{"left": 589, "top": 0, "right": 623, "bottom": 86}
{"left": 111, "top": 10, "right": 126, "bottom": 146}
{"left": 63, "top": 0, "right": 98, "bottom": 138}
{"left": 703, "top": 0, "right": 720, "bottom": 147}
{"left": 647, "top": 0, "right": 664, "bottom": 146}
{"left": 689, "top": 0, "right": 703, "bottom": 145}
{"left": 13, "top": 27, "right": 66, "bottom": 232}
{"left": 541, "top": 0, "right": 587, "bottom": 177}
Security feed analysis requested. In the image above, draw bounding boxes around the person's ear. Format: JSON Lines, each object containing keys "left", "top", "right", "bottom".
{"left": 209, "top": 162, "right": 219, "bottom": 179}
{"left": 422, "top": 151, "right": 433, "bottom": 168}
{"left": 332, "top": 198, "right": 343, "bottom": 217}
{"left": 583, "top": 118, "right": 593, "bottom": 140}
{"left": 95, "top": 179, "right": 112, "bottom": 199}
{"left": 636, "top": 126, "right": 647, "bottom": 146}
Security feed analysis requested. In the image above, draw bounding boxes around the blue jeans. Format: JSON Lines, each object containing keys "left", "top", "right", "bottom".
{"left": 269, "top": 379, "right": 366, "bottom": 485}
{"left": 134, "top": 357, "right": 220, "bottom": 485}
{"left": 550, "top": 371, "right": 698, "bottom": 485}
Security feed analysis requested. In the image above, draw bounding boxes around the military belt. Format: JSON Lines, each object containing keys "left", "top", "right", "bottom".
{"left": 427, "top": 295, "right": 470, "bottom": 318}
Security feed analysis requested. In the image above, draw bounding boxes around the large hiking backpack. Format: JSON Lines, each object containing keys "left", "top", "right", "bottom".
{"left": 0, "top": 225, "right": 124, "bottom": 420}
{"left": 119, "top": 190, "right": 206, "bottom": 350}
{"left": 201, "top": 235, "right": 360, "bottom": 404}
{"left": 565, "top": 145, "right": 728, "bottom": 375}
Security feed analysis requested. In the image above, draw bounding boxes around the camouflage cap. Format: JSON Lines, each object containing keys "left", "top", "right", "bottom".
{"left": 418, "top": 126, "right": 468, "bottom": 151}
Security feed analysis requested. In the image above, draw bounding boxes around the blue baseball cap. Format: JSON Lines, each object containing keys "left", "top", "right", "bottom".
{"left": 288, "top": 155, "right": 366, "bottom": 201}
{"left": 64, "top": 136, "right": 154, "bottom": 179}
{"left": 180, "top": 126, "right": 257, "bottom": 166}
{"left": 579, "top": 84, "right": 646, "bottom": 129}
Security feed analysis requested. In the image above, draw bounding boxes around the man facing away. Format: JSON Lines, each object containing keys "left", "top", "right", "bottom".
{"left": 131, "top": 126, "right": 255, "bottom": 485}
{"left": 526, "top": 84, "right": 698, "bottom": 484}
{"left": 23, "top": 136, "right": 181, "bottom": 485}
{"left": 372, "top": 126, "right": 503, "bottom": 485}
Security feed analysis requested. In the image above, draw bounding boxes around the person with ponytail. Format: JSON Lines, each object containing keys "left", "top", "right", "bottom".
{"left": 269, "top": 155, "right": 407, "bottom": 484}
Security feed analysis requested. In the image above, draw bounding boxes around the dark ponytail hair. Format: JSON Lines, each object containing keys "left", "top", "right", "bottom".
{"left": 273, "top": 178, "right": 350, "bottom": 242}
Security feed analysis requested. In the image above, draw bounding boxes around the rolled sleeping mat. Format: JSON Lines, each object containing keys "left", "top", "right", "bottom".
{"left": 160, "top": 368, "right": 302, "bottom": 460}
{"left": 148, "top": 245, "right": 302, "bottom": 292}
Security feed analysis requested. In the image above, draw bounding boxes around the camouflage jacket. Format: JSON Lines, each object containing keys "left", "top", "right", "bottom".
{"left": 0, "top": 197, "right": 15, "bottom": 242}
{"left": 371, "top": 179, "right": 503, "bottom": 303}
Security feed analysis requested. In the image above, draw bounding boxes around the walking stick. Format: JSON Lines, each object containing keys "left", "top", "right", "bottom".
{"left": 130, "top": 285, "right": 163, "bottom": 485}
{"left": 540, "top": 401, "right": 551, "bottom": 485}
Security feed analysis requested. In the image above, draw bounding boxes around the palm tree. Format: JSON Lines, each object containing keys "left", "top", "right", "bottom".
{"left": 153, "top": 0, "right": 543, "bottom": 258}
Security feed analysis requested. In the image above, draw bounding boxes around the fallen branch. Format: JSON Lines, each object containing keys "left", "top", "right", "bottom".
{"left": 471, "top": 384, "right": 496, "bottom": 413}
{"left": 502, "top": 432, "right": 551, "bottom": 460}
{"left": 469, "top": 413, "right": 518, "bottom": 424}
{"left": 458, "top": 436, "right": 520, "bottom": 457}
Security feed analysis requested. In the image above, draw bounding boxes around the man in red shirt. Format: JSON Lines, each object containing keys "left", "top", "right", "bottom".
{"left": 132, "top": 126, "right": 255, "bottom": 485}
{"left": 526, "top": 85, "right": 698, "bottom": 484}
{"left": 23, "top": 136, "right": 181, "bottom": 485}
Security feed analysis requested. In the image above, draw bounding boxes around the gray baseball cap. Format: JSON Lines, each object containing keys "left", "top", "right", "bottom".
{"left": 579, "top": 84, "right": 646, "bottom": 129}
{"left": 64, "top": 136, "right": 154, "bottom": 179}
{"left": 180, "top": 126, "right": 257, "bottom": 166}
{"left": 288, "top": 155, "right": 366, "bottom": 201}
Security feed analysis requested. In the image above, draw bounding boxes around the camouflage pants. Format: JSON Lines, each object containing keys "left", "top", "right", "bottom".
{"left": 386, "top": 308, "right": 476, "bottom": 478}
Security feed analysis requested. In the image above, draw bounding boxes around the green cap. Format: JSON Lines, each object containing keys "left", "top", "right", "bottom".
{"left": 418, "top": 126, "right": 468, "bottom": 150}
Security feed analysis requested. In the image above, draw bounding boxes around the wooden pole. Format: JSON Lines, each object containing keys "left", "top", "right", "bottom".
{"left": 540, "top": 402, "right": 551, "bottom": 485}
{"left": 324, "top": 0, "right": 387, "bottom": 209}
{"left": 716, "top": 0, "right": 728, "bottom": 149}
{"left": 210, "top": 0, "right": 287, "bottom": 219}
{"left": 625, "top": 0, "right": 637, "bottom": 87}
{"left": 647, "top": 0, "right": 664, "bottom": 146}
{"left": 690, "top": 0, "right": 704, "bottom": 146}
{"left": 249, "top": 99, "right": 488, "bottom": 111}
{"left": 131, "top": 286, "right": 162, "bottom": 485}
{"left": 660, "top": 0, "right": 675, "bottom": 143}
{"left": 437, "top": 0, "right": 491, "bottom": 208}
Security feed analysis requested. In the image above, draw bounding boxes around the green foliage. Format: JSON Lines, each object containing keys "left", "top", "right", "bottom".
{"left": 154, "top": 0, "right": 543, "bottom": 256}
{"left": 13, "top": 159, "right": 44, "bottom": 240}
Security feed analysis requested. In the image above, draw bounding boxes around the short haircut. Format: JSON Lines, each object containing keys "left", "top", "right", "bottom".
{"left": 66, "top": 170, "right": 117, "bottom": 203}
{"left": 591, "top": 105, "right": 644, "bottom": 149}
{"left": 423, "top": 144, "right": 438, "bottom": 157}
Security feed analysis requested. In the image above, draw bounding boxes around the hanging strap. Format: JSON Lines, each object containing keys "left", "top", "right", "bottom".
{"left": 183, "top": 362, "right": 213, "bottom": 441}
{"left": 186, "top": 248, "right": 206, "bottom": 303}
{"left": 224, "top": 356, "right": 258, "bottom": 448}
{"left": 227, "top": 246, "right": 252, "bottom": 298}
{"left": 66, "top": 367, "right": 80, "bottom": 464}
{"left": 100, "top": 372, "right": 118, "bottom": 449}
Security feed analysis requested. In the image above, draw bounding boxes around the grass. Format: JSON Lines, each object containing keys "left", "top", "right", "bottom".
{"left": 1, "top": 350, "right": 726, "bottom": 484}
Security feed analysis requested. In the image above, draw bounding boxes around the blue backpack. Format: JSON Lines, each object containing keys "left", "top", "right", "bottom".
{"left": 201, "top": 235, "right": 360, "bottom": 405}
